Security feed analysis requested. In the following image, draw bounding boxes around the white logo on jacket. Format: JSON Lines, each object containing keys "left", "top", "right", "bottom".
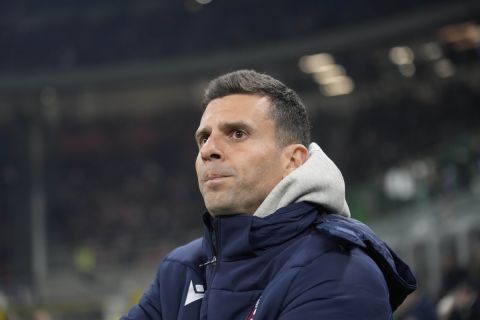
{"left": 184, "top": 280, "right": 205, "bottom": 306}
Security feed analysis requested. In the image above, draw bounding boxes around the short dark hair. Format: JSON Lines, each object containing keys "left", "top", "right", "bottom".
{"left": 202, "top": 70, "right": 311, "bottom": 146}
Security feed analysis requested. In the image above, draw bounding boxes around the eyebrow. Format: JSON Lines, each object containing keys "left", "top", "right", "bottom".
{"left": 220, "top": 121, "right": 253, "bottom": 133}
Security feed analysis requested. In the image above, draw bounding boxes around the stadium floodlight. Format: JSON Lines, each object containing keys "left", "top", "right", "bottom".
{"left": 312, "top": 64, "right": 346, "bottom": 85}
{"left": 434, "top": 59, "right": 456, "bottom": 78}
{"left": 389, "top": 46, "right": 414, "bottom": 65}
{"left": 320, "top": 76, "right": 355, "bottom": 97}
{"left": 298, "top": 53, "right": 335, "bottom": 74}
{"left": 420, "top": 42, "right": 443, "bottom": 61}
{"left": 398, "top": 63, "right": 416, "bottom": 77}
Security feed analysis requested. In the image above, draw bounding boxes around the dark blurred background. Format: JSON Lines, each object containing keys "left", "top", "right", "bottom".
{"left": 0, "top": 0, "right": 480, "bottom": 319}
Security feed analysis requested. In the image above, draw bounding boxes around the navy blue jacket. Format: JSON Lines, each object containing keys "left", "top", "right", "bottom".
{"left": 122, "top": 202, "right": 416, "bottom": 319}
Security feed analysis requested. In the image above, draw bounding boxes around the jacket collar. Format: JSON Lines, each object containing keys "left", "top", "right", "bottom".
{"left": 202, "top": 202, "right": 318, "bottom": 261}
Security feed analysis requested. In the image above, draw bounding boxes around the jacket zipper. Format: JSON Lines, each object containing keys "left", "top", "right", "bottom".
{"left": 199, "top": 219, "right": 218, "bottom": 268}
{"left": 199, "top": 219, "right": 219, "bottom": 319}
{"left": 199, "top": 255, "right": 216, "bottom": 268}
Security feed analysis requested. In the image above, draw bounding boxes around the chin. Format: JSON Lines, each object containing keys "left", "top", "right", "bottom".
{"left": 208, "top": 208, "right": 236, "bottom": 216}
{"left": 206, "top": 203, "right": 238, "bottom": 216}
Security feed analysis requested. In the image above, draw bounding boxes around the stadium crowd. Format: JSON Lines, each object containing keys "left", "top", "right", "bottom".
{"left": 0, "top": 0, "right": 454, "bottom": 73}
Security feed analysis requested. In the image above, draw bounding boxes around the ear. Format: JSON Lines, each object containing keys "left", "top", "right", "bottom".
{"left": 282, "top": 144, "right": 309, "bottom": 177}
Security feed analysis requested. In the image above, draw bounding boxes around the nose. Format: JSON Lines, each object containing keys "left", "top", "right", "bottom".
{"left": 199, "top": 133, "right": 223, "bottom": 161}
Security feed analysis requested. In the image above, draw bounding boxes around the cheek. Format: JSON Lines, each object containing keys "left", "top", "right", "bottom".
{"left": 195, "top": 155, "right": 203, "bottom": 184}
{"left": 245, "top": 150, "right": 284, "bottom": 185}
{"left": 195, "top": 153, "right": 202, "bottom": 172}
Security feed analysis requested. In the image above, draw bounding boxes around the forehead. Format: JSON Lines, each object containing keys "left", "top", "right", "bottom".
{"left": 200, "top": 94, "right": 272, "bottom": 124}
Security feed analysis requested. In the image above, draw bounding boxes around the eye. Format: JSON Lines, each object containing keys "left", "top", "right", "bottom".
{"left": 231, "top": 129, "right": 247, "bottom": 140}
{"left": 197, "top": 134, "right": 209, "bottom": 147}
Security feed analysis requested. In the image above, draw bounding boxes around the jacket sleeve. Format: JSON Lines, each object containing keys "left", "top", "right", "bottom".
{"left": 278, "top": 247, "right": 392, "bottom": 320}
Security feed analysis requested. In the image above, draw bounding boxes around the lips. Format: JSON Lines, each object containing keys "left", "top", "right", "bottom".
{"left": 200, "top": 167, "right": 234, "bottom": 184}
{"left": 203, "top": 173, "right": 231, "bottom": 182}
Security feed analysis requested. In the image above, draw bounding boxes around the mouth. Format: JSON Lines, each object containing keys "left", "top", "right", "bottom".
{"left": 203, "top": 174, "right": 231, "bottom": 182}
{"left": 200, "top": 171, "right": 234, "bottom": 189}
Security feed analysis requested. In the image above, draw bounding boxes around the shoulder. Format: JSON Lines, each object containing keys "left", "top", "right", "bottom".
{"left": 294, "top": 215, "right": 391, "bottom": 297}
{"left": 155, "top": 238, "right": 205, "bottom": 301}
{"left": 165, "top": 237, "right": 204, "bottom": 265}
{"left": 288, "top": 229, "right": 388, "bottom": 286}
{"left": 121, "top": 238, "right": 205, "bottom": 319}
{"left": 293, "top": 233, "right": 389, "bottom": 292}
{"left": 255, "top": 231, "right": 391, "bottom": 319}
{"left": 146, "top": 237, "right": 205, "bottom": 286}
{"left": 280, "top": 233, "right": 391, "bottom": 318}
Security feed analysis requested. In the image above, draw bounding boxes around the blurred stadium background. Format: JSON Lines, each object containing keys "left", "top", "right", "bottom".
{"left": 0, "top": 0, "right": 480, "bottom": 319}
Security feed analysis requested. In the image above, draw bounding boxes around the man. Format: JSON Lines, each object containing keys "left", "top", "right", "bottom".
{"left": 122, "top": 70, "right": 416, "bottom": 319}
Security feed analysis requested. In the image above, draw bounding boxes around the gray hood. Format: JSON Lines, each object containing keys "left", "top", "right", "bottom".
{"left": 254, "top": 142, "right": 350, "bottom": 218}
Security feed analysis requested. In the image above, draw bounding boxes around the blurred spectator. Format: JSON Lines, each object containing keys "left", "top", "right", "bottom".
{"left": 34, "top": 309, "right": 52, "bottom": 320}
{"left": 0, "top": 291, "right": 7, "bottom": 320}
{"left": 73, "top": 244, "right": 96, "bottom": 281}
{"left": 439, "top": 255, "right": 470, "bottom": 299}
{"left": 437, "top": 282, "right": 480, "bottom": 320}
{"left": 396, "top": 290, "right": 438, "bottom": 320}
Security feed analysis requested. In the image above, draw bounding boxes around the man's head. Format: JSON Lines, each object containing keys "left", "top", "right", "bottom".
{"left": 195, "top": 70, "right": 311, "bottom": 216}
{"left": 201, "top": 70, "right": 311, "bottom": 147}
